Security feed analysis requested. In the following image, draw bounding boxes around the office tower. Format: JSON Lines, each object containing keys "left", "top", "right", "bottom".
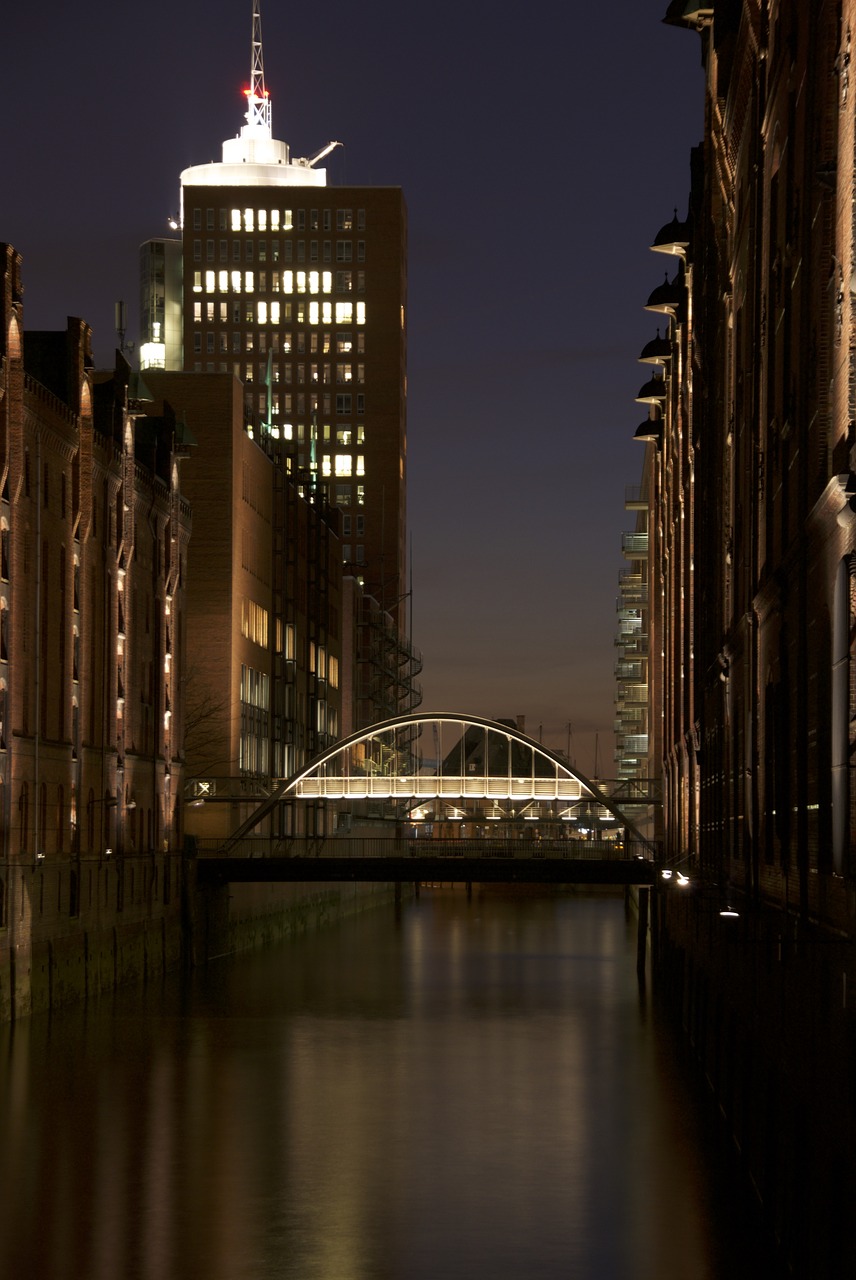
{"left": 143, "top": 0, "right": 409, "bottom": 629}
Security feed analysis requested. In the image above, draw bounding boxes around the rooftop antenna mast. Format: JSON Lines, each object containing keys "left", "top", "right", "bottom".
{"left": 246, "top": 0, "right": 272, "bottom": 133}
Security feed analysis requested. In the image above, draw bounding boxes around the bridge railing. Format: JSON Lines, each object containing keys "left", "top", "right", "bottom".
{"left": 193, "top": 835, "right": 655, "bottom": 862}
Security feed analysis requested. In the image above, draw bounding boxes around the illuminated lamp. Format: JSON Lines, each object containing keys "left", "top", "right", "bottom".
{"left": 644, "top": 271, "right": 685, "bottom": 316}
{"left": 719, "top": 904, "right": 739, "bottom": 918}
{"left": 639, "top": 331, "right": 672, "bottom": 364}
{"left": 681, "top": 2, "right": 714, "bottom": 24}
{"left": 636, "top": 373, "right": 667, "bottom": 404}
{"left": 634, "top": 417, "right": 662, "bottom": 444}
{"left": 651, "top": 210, "right": 690, "bottom": 256}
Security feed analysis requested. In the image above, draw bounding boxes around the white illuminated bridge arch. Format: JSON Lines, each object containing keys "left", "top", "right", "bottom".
{"left": 226, "top": 713, "right": 653, "bottom": 849}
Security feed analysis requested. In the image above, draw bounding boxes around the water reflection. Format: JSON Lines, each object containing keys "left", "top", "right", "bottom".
{"left": 1, "top": 891, "right": 775, "bottom": 1279}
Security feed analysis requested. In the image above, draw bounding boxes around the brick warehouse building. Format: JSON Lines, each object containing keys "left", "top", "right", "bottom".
{"left": 630, "top": 3, "right": 856, "bottom": 1271}
{"left": 0, "top": 245, "right": 191, "bottom": 1018}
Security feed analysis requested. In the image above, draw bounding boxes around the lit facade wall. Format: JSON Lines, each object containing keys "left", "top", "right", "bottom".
{"left": 0, "top": 245, "right": 190, "bottom": 1016}
{"left": 652, "top": 1, "right": 856, "bottom": 921}
{"left": 140, "top": 370, "right": 344, "bottom": 840}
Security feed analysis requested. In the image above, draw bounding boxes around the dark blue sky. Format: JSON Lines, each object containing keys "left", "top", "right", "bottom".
{"left": 1, "top": 1, "right": 703, "bottom": 776}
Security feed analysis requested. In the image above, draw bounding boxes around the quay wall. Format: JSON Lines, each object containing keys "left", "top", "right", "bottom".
{"left": 656, "top": 890, "right": 856, "bottom": 1279}
{"left": 0, "top": 850, "right": 400, "bottom": 1022}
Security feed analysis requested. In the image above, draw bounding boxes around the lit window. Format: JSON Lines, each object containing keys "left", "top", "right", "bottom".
{"left": 322, "top": 271, "right": 332, "bottom": 293}
{"left": 271, "top": 210, "right": 281, "bottom": 231}
{"left": 244, "top": 208, "right": 254, "bottom": 232}
{"left": 193, "top": 302, "right": 202, "bottom": 322}
{"left": 337, "top": 428, "right": 352, "bottom": 446}
{"left": 356, "top": 485, "right": 365, "bottom": 506}
{"left": 257, "top": 301, "right": 268, "bottom": 324}
{"left": 337, "top": 209, "right": 353, "bottom": 231}
{"left": 258, "top": 209, "right": 267, "bottom": 231}
{"left": 205, "top": 271, "right": 215, "bottom": 293}
{"left": 309, "top": 271, "right": 320, "bottom": 294}
{"left": 335, "top": 455, "right": 353, "bottom": 476}
{"left": 356, "top": 455, "right": 365, "bottom": 475}
{"left": 231, "top": 209, "right": 241, "bottom": 231}
{"left": 231, "top": 270, "right": 242, "bottom": 293}
{"left": 219, "top": 270, "right": 229, "bottom": 292}
{"left": 296, "top": 271, "right": 307, "bottom": 294}
{"left": 321, "top": 455, "right": 332, "bottom": 476}
{"left": 322, "top": 302, "right": 333, "bottom": 324}
{"left": 338, "top": 365, "right": 352, "bottom": 383}
{"left": 270, "top": 301, "right": 280, "bottom": 324}
{"left": 336, "top": 271, "right": 352, "bottom": 293}
{"left": 356, "top": 302, "right": 366, "bottom": 325}
{"left": 283, "top": 270, "right": 294, "bottom": 293}
{"left": 193, "top": 272, "right": 202, "bottom": 293}
{"left": 309, "top": 302, "right": 320, "bottom": 325}
{"left": 245, "top": 271, "right": 254, "bottom": 293}
{"left": 336, "top": 332, "right": 352, "bottom": 353}
{"left": 335, "top": 303, "right": 353, "bottom": 324}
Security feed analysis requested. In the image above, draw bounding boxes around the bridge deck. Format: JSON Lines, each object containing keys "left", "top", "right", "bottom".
{"left": 194, "top": 838, "right": 657, "bottom": 887}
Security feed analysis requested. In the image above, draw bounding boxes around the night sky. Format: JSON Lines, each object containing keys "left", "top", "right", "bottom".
{"left": 1, "top": 1, "right": 703, "bottom": 777}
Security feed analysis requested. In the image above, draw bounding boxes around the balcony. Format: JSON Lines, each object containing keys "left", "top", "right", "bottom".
{"left": 621, "top": 532, "right": 649, "bottom": 558}
{"left": 624, "top": 485, "right": 647, "bottom": 511}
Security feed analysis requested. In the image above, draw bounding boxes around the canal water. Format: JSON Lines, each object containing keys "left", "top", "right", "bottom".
{"left": 1, "top": 890, "right": 778, "bottom": 1280}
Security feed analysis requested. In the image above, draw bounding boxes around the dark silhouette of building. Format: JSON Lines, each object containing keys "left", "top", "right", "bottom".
{"left": 631, "top": 4, "right": 856, "bottom": 1271}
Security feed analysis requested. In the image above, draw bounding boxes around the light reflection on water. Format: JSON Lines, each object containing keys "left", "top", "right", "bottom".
{"left": 0, "top": 892, "right": 775, "bottom": 1280}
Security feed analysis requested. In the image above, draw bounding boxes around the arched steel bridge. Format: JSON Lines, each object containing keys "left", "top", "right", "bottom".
{"left": 194, "top": 714, "right": 659, "bottom": 888}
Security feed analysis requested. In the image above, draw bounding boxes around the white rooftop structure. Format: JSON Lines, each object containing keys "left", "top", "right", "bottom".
{"left": 180, "top": 0, "right": 340, "bottom": 197}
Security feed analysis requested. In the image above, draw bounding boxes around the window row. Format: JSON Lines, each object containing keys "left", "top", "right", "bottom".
{"left": 193, "top": 239, "right": 366, "bottom": 265}
{"left": 191, "top": 207, "right": 366, "bottom": 233}
{"left": 194, "top": 343, "right": 368, "bottom": 384}
{"left": 192, "top": 310, "right": 365, "bottom": 356}
{"left": 192, "top": 270, "right": 365, "bottom": 297}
